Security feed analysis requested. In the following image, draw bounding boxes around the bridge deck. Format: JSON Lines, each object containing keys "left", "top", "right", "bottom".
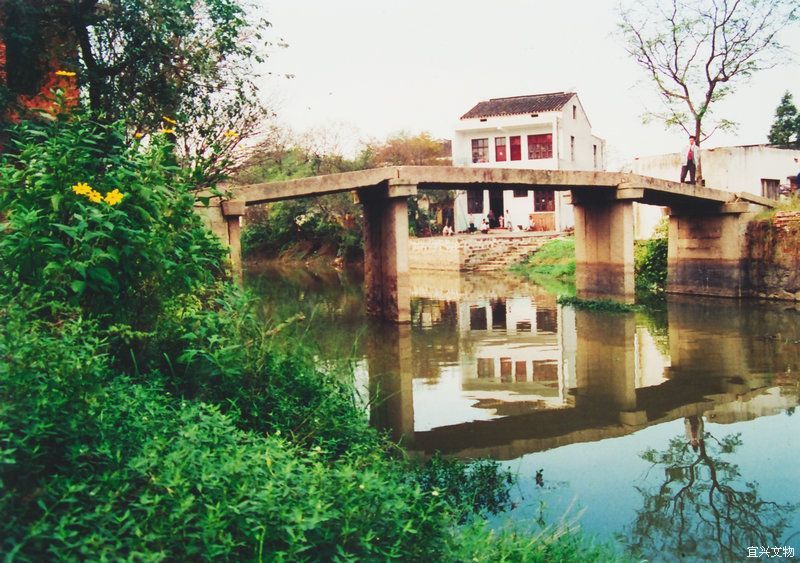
{"left": 232, "top": 165, "right": 775, "bottom": 209}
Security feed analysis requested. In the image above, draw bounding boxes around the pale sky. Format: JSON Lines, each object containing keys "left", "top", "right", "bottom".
{"left": 253, "top": 0, "right": 800, "bottom": 169}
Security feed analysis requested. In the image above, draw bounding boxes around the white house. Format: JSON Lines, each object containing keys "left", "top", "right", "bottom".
{"left": 629, "top": 144, "right": 800, "bottom": 238}
{"left": 452, "top": 92, "right": 606, "bottom": 233}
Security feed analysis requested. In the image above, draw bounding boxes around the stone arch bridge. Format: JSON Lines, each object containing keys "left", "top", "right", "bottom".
{"left": 200, "top": 166, "right": 774, "bottom": 322}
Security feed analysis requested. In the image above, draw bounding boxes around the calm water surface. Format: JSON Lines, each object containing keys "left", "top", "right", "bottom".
{"left": 246, "top": 265, "right": 800, "bottom": 563}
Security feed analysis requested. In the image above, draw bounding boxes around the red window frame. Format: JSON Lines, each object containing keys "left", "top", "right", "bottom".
{"left": 509, "top": 136, "right": 521, "bottom": 161}
{"left": 494, "top": 137, "right": 506, "bottom": 162}
{"left": 527, "top": 134, "right": 553, "bottom": 160}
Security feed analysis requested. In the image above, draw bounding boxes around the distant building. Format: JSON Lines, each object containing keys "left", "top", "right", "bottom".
{"left": 452, "top": 92, "right": 606, "bottom": 233}
{"left": 629, "top": 144, "right": 800, "bottom": 238}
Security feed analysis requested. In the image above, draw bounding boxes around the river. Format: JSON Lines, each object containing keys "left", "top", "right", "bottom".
{"left": 246, "top": 264, "right": 800, "bottom": 563}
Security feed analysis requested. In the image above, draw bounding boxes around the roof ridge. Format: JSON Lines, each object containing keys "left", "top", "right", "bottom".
{"left": 488, "top": 92, "right": 571, "bottom": 102}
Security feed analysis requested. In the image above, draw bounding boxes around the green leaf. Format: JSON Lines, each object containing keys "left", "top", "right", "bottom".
{"left": 70, "top": 280, "right": 86, "bottom": 295}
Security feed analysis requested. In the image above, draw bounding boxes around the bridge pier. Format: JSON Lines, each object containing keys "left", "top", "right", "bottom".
{"left": 358, "top": 180, "right": 417, "bottom": 323}
{"left": 667, "top": 203, "right": 760, "bottom": 297}
{"left": 574, "top": 310, "right": 645, "bottom": 425}
{"left": 573, "top": 197, "right": 635, "bottom": 302}
{"left": 367, "top": 324, "right": 415, "bottom": 445}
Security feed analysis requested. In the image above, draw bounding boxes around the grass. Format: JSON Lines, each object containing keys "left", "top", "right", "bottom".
{"left": 511, "top": 237, "right": 576, "bottom": 282}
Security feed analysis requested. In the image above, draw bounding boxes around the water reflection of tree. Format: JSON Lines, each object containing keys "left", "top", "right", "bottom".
{"left": 624, "top": 429, "right": 797, "bottom": 562}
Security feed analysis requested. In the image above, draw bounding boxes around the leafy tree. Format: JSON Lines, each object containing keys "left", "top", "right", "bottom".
{"left": 767, "top": 91, "right": 800, "bottom": 148}
{"left": 368, "top": 131, "right": 451, "bottom": 166}
{"left": 619, "top": 0, "right": 799, "bottom": 179}
{"left": 1, "top": 0, "right": 275, "bottom": 186}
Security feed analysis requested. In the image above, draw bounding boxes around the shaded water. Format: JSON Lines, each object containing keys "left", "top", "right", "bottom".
{"left": 246, "top": 265, "right": 800, "bottom": 562}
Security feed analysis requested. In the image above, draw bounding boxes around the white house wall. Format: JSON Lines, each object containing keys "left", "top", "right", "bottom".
{"left": 630, "top": 145, "right": 800, "bottom": 238}
{"left": 452, "top": 94, "right": 606, "bottom": 232}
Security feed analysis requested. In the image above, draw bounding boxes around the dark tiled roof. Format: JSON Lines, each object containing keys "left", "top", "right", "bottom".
{"left": 460, "top": 92, "right": 576, "bottom": 120}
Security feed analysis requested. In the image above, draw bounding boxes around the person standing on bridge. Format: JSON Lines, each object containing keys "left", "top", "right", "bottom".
{"left": 679, "top": 135, "right": 700, "bottom": 184}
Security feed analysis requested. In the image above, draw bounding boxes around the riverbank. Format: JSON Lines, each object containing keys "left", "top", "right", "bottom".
{"left": 245, "top": 263, "right": 800, "bottom": 562}
{"left": 1, "top": 111, "right": 622, "bottom": 561}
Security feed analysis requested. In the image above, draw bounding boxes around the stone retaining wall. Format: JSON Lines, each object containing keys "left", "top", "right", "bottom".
{"left": 746, "top": 212, "right": 800, "bottom": 301}
{"left": 409, "top": 232, "right": 558, "bottom": 272}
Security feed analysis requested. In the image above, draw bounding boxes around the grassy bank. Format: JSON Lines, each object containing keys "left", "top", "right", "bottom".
{"left": 0, "top": 112, "right": 623, "bottom": 560}
{"left": 512, "top": 231, "right": 668, "bottom": 298}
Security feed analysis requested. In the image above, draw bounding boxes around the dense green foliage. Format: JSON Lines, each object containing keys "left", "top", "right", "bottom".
{"left": 767, "top": 91, "right": 800, "bottom": 147}
{"left": 242, "top": 197, "right": 363, "bottom": 262}
{"left": 634, "top": 220, "right": 668, "bottom": 294}
{"left": 0, "top": 109, "right": 225, "bottom": 333}
{"left": 0, "top": 112, "right": 620, "bottom": 560}
{"left": 1, "top": 0, "right": 270, "bottom": 186}
{"left": 237, "top": 147, "right": 366, "bottom": 261}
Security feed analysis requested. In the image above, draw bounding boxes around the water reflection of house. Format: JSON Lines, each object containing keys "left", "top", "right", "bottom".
{"left": 456, "top": 292, "right": 575, "bottom": 410}
{"left": 452, "top": 92, "right": 607, "bottom": 233}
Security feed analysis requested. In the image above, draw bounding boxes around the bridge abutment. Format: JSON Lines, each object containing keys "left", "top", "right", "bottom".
{"left": 573, "top": 199, "right": 635, "bottom": 302}
{"left": 221, "top": 200, "right": 246, "bottom": 278}
{"left": 358, "top": 180, "right": 417, "bottom": 323}
{"left": 667, "top": 203, "right": 760, "bottom": 298}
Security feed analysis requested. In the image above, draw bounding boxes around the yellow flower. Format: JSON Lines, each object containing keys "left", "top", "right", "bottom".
{"left": 71, "top": 182, "right": 93, "bottom": 196}
{"left": 159, "top": 128, "right": 176, "bottom": 135}
{"left": 223, "top": 130, "right": 238, "bottom": 139}
{"left": 134, "top": 132, "right": 144, "bottom": 139}
{"left": 104, "top": 189, "right": 124, "bottom": 206}
{"left": 55, "top": 70, "right": 76, "bottom": 77}
{"left": 87, "top": 190, "right": 103, "bottom": 203}
{"left": 162, "top": 116, "right": 177, "bottom": 125}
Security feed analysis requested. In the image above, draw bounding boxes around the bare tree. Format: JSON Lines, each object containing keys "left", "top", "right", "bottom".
{"left": 619, "top": 0, "right": 798, "bottom": 178}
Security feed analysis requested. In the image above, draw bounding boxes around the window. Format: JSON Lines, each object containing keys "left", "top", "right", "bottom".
{"left": 532, "top": 360, "right": 558, "bottom": 382}
{"left": 470, "top": 306, "right": 487, "bottom": 331}
{"left": 471, "top": 138, "right": 488, "bottom": 163}
{"left": 572, "top": 105, "right": 577, "bottom": 119}
{"left": 513, "top": 189, "right": 528, "bottom": 198}
{"left": 527, "top": 134, "right": 552, "bottom": 159}
{"left": 534, "top": 190, "right": 555, "bottom": 212}
{"left": 570, "top": 136, "right": 575, "bottom": 161}
{"left": 467, "top": 189, "right": 484, "bottom": 214}
{"left": 536, "top": 309, "right": 557, "bottom": 333}
{"left": 509, "top": 136, "right": 521, "bottom": 161}
{"left": 500, "top": 357, "right": 513, "bottom": 382}
{"left": 515, "top": 361, "right": 527, "bottom": 382}
{"left": 477, "top": 357, "right": 494, "bottom": 378}
{"left": 593, "top": 144, "right": 598, "bottom": 169}
{"left": 494, "top": 137, "right": 506, "bottom": 162}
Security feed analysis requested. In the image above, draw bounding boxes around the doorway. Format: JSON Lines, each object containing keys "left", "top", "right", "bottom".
{"left": 489, "top": 190, "right": 503, "bottom": 227}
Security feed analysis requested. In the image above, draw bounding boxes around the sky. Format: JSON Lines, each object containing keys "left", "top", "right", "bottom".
{"left": 252, "top": 0, "right": 800, "bottom": 169}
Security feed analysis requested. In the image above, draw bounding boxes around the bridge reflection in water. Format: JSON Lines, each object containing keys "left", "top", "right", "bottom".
{"left": 364, "top": 273, "right": 799, "bottom": 460}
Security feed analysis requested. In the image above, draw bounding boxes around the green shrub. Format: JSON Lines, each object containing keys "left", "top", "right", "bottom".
{"left": 0, "top": 111, "right": 226, "bottom": 332}
{"left": 0, "top": 304, "right": 509, "bottom": 562}
{"left": 634, "top": 220, "right": 668, "bottom": 294}
{"left": 242, "top": 196, "right": 363, "bottom": 261}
